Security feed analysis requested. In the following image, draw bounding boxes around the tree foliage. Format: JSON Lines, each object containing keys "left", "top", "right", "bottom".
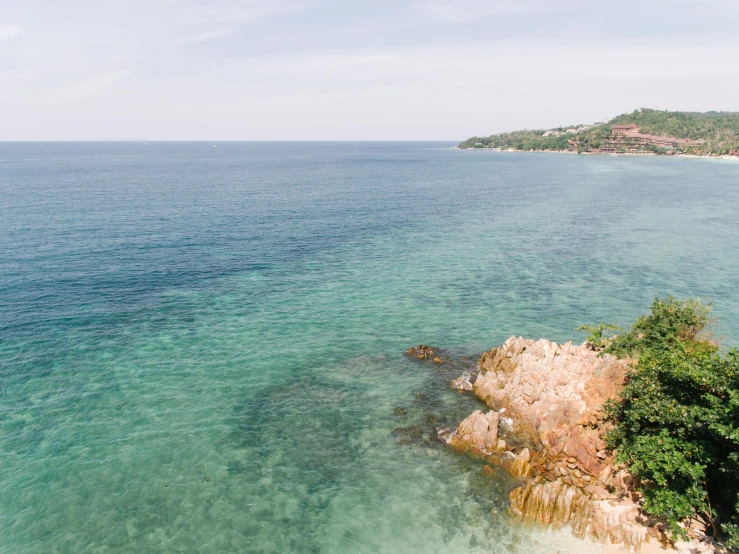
{"left": 606, "top": 297, "right": 712, "bottom": 358}
{"left": 602, "top": 298, "right": 739, "bottom": 546}
{"left": 459, "top": 109, "right": 739, "bottom": 156}
{"left": 612, "top": 110, "right": 739, "bottom": 155}
{"left": 458, "top": 130, "right": 572, "bottom": 152}
{"left": 576, "top": 323, "right": 622, "bottom": 351}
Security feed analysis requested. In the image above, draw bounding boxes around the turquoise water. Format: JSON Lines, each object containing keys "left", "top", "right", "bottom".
{"left": 1, "top": 143, "right": 738, "bottom": 553}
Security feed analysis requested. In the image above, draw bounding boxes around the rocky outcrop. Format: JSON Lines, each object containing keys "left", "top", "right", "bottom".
{"left": 447, "top": 410, "right": 501, "bottom": 454}
{"left": 473, "top": 337, "right": 629, "bottom": 447}
{"left": 509, "top": 479, "right": 644, "bottom": 552}
{"left": 445, "top": 336, "right": 653, "bottom": 551}
{"left": 406, "top": 345, "right": 444, "bottom": 364}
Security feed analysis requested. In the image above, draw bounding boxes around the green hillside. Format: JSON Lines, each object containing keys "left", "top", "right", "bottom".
{"left": 611, "top": 110, "right": 739, "bottom": 154}
{"left": 459, "top": 109, "right": 739, "bottom": 156}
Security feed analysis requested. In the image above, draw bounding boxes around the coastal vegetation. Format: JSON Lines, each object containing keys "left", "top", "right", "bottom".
{"left": 610, "top": 110, "right": 739, "bottom": 154}
{"left": 459, "top": 109, "right": 739, "bottom": 156}
{"left": 601, "top": 298, "right": 739, "bottom": 547}
{"left": 446, "top": 297, "right": 738, "bottom": 550}
{"left": 576, "top": 322, "right": 623, "bottom": 351}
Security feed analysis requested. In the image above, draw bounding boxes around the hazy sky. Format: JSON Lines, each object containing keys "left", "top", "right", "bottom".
{"left": 2, "top": 0, "right": 739, "bottom": 140}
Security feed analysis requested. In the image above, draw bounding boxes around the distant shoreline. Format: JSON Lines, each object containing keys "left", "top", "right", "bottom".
{"left": 458, "top": 109, "right": 739, "bottom": 158}
{"left": 454, "top": 146, "right": 739, "bottom": 161}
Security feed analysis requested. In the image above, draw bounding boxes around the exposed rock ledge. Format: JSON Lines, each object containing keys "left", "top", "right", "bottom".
{"left": 442, "top": 336, "right": 655, "bottom": 552}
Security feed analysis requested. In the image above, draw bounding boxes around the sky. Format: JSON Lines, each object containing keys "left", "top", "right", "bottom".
{"left": 1, "top": 0, "right": 739, "bottom": 140}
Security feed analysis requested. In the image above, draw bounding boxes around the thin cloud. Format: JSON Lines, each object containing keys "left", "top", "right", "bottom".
{"left": 198, "top": 0, "right": 317, "bottom": 25}
{"left": 40, "top": 69, "right": 132, "bottom": 105}
{"left": 1, "top": 0, "right": 738, "bottom": 139}
{"left": 183, "top": 29, "right": 235, "bottom": 43}
{"left": 415, "top": 0, "right": 739, "bottom": 23}
{"left": 0, "top": 25, "right": 22, "bottom": 39}
{"left": 178, "top": 1, "right": 315, "bottom": 45}
{"left": 415, "top": 0, "right": 590, "bottom": 21}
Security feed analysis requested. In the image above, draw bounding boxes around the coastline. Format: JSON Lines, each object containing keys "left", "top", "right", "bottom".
{"left": 454, "top": 146, "right": 739, "bottom": 161}
{"left": 430, "top": 338, "right": 723, "bottom": 554}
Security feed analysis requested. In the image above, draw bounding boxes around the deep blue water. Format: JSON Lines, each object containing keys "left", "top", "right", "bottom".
{"left": 1, "top": 142, "right": 738, "bottom": 553}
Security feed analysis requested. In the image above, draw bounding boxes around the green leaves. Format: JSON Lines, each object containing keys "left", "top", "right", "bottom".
{"left": 606, "top": 296, "right": 713, "bottom": 358}
{"left": 610, "top": 109, "right": 739, "bottom": 154}
{"left": 576, "top": 323, "right": 622, "bottom": 351}
{"left": 724, "top": 521, "right": 739, "bottom": 549}
{"left": 602, "top": 298, "right": 739, "bottom": 543}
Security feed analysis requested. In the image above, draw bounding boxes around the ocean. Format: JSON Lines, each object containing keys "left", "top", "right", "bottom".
{"left": 1, "top": 142, "right": 738, "bottom": 553}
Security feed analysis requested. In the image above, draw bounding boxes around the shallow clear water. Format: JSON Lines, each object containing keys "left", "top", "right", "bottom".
{"left": 1, "top": 143, "right": 738, "bottom": 553}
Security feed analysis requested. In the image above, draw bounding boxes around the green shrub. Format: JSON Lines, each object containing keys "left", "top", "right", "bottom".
{"left": 604, "top": 298, "right": 739, "bottom": 545}
{"left": 577, "top": 323, "right": 622, "bottom": 351}
{"left": 605, "top": 297, "right": 711, "bottom": 358}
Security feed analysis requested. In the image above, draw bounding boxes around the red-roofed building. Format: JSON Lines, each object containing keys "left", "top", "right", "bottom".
{"left": 624, "top": 132, "right": 686, "bottom": 148}
{"left": 612, "top": 124, "right": 640, "bottom": 135}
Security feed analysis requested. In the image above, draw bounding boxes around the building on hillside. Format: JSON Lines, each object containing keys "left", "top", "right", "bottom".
{"left": 624, "top": 132, "right": 685, "bottom": 149}
{"left": 602, "top": 124, "right": 705, "bottom": 153}
{"left": 625, "top": 133, "right": 706, "bottom": 151}
{"left": 611, "top": 124, "right": 640, "bottom": 135}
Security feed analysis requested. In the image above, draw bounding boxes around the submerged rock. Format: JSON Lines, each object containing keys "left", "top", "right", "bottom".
{"left": 481, "top": 465, "right": 496, "bottom": 479}
{"left": 406, "top": 345, "right": 437, "bottom": 360}
{"left": 392, "top": 425, "right": 424, "bottom": 445}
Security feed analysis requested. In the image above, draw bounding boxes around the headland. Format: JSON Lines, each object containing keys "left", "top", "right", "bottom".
{"left": 458, "top": 109, "right": 739, "bottom": 158}
{"left": 411, "top": 298, "right": 739, "bottom": 553}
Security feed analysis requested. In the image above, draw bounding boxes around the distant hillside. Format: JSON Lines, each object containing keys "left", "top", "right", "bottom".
{"left": 459, "top": 109, "right": 739, "bottom": 156}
